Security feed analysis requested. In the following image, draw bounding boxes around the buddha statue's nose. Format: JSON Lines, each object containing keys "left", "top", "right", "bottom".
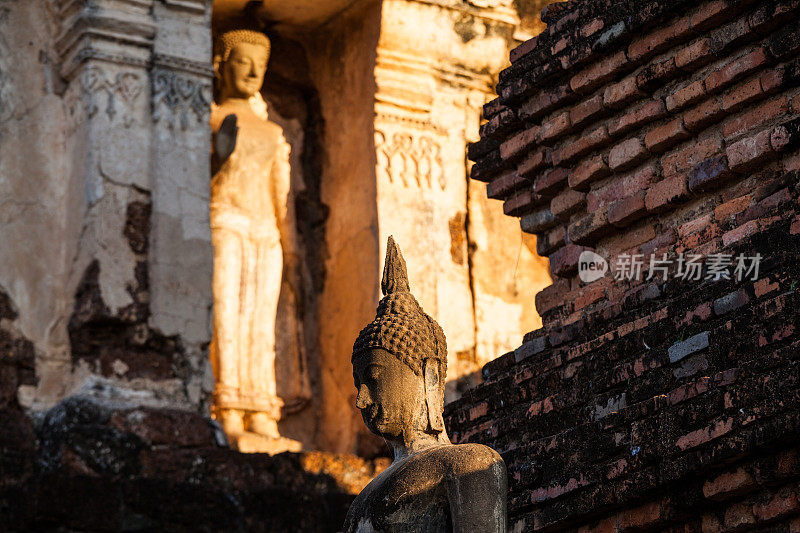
{"left": 356, "top": 384, "right": 371, "bottom": 409}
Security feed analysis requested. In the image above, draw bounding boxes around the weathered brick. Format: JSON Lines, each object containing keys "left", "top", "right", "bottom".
{"left": 645, "top": 175, "right": 689, "bottom": 212}
{"left": 722, "top": 95, "right": 789, "bottom": 140}
{"left": 517, "top": 147, "right": 551, "bottom": 178}
{"left": 568, "top": 209, "right": 612, "bottom": 245}
{"left": 520, "top": 208, "right": 557, "bottom": 234}
{"left": 540, "top": 112, "right": 572, "bottom": 143}
{"left": 610, "top": 100, "right": 668, "bottom": 137}
{"left": 571, "top": 94, "right": 605, "bottom": 128}
{"left": 534, "top": 167, "right": 570, "bottom": 197}
{"left": 519, "top": 82, "right": 575, "bottom": 121}
{"left": 509, "top": 36, "right": 538, "bottom": 62}
{"left": 551, "top": 188, "right": 586, "bottom": 220}
{"left": 641, "top": 227, "right": 678, "bottom": 257}
{"left": 467, "top": 136, "right": 500, "bottom": 162}
{"left": 569, "top": 155, "right": 610, "bottom": 191}
{"left": 753, "top": 489, "right": 800, "bottom": 522}
{"left": 537, "top": 224, "right": 566, "bottom": 256}
{"left": 581, "top": 18, "right": 605, "bottom": 39}
{"left": 514, "top": 335, "right": 548, "bottom": 363}
{"left": 480, "top": 108, "right": 519, "bottom": 140}
{"left": 666, "top": 80, "right": 706, "bottom": 112}
{"left": 684, "top": 97, "right": 724, "bottom": 132}
{"left": 669, "top": 331, "right": 710, "bottom": 363}
{"left": 679, "top": 212, "right": 714, "bottom": 238}
{"left": 748, "top": 0, "right": 799, "bottom": 36}
{"left": 770, "top": 119, "right": 800, "bottom": 153}
{"left": 676, "top": 37, "right": 713, "bottom": 71}
{"left": 628, "top": 15, "right": 692, "bottom": 62}
{"left": 689, "top": 0, "right": 744, "bottom": 32}
{"left": 609, "top": 138, "right": 648, "bottom": 171}
{"left": 503, "top": 189, "right": 538, "bottom": 216}
{"left": 645, "top": 118, "right": 691, "bottom": 153}
{"left": 714, "top": 194, "right": 750, "bottom": 220}
{"left": 500, "top": 126, "right": 540, "bottom": 162}
{"left": 554, "top": 126, "right": 610, "bottom": 166}
{"left": 603, "top": 75, "right": 642, "bottom": 109}
{"left": 753, "top": 276, "right": 779, "bottom": 298}
{"left": 713, "top": 289, "right": 749, "bottom": 316}
{"left": 760, "top": 67, "right": 786, "bottom": 94}
{"left": 709, "top": 16, "right": 751, "bottom": 56}
{"left": 618, "top": 500, "right": 664, "bottom": 531}
{"left": 535, "top": 279, "right": 570, "bottom": 315}
{"left": 571, "top": 50, "right": 628, "bottom": 95}
{"left": 723, "top": 502, "right": 756, "bottom": 531}
{"left": 706, "top": 48, "right": 769, "bottom": 93}
{"left": 663, "top": 135, "right": 723, "bottom": 178}
{"left": 608, "top": 191, "right": 647, "bottom": 227}
{"left": 481, "top": 97, "right": 504, "bottom": 120}
{"left": 720, "top": 76, "right": 763, "bottom": 112}
{"left": 768, "top": 17, "right": 800, "bottom": 60}
{"left": 722, "top": 219, "right": 759, "bottom": 246}
{"left": 487, "top": 170, "right": 526, "bottom": 199}
{"left": 550, "top": 244, "right": 587, "bottom": 277}
{"left": 676, "top": 416, "right": 733, "bottom": 451}
{"left": 588, "top": 165, "right": 657, "bottom": 213}
{"left": 688, "top": 155, "right": 732, "bottom": 192}
{"left": 636, "top": 57, "right": 680, "bottom": 92}
{"left": 726, "top": 128, "right": 775, "bottom": 172}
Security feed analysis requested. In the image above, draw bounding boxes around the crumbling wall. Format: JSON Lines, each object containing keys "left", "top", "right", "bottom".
{"left": 0, "top": 395, "right": 386, "bottom": 531}
{"left": 446, "top": 0, "right": 800, "bottom": 530}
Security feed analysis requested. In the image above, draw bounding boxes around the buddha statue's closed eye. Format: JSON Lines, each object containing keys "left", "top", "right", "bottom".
{"left": 344, "top": 237, "right": 507, "bottom": 533}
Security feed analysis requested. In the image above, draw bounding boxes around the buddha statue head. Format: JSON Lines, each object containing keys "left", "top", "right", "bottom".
{"left": 352, "top": 237, "right": 450, "bottom": 450}
{"left": 213, "top": 30, "right": 271, "bottom": 102}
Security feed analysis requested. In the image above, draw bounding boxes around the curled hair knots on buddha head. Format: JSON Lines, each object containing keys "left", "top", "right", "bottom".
{"left": 352, "top": 237, "right": 447, "bottom": 377}
{"left": 214, "top": 29, "right": 271, "bottom": 63}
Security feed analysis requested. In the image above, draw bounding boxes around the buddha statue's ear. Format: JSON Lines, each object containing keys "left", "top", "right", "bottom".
{"left": 423, "top": 359, "right": 445, "bottom": 433}
{"left": 213, "top": 54, "right": 223, "bottom": 81}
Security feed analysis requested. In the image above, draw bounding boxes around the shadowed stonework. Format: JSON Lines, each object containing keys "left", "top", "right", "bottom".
{"left": 447, "top": 0, "right": 800, "bottom": 530}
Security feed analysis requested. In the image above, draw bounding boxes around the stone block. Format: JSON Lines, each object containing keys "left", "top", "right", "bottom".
{"left": 688, "top": 155, "right": 732, "bottom": 192}
{"left": 668, "top": 331, "right": 710, "bottom": 363}
{"left": 713, "top": 289, "right": 749, "bottom": 316}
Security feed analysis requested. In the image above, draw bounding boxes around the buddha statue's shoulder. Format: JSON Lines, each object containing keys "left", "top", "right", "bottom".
{"left": 423, "top": 442, "right": 505, "bottom": 476}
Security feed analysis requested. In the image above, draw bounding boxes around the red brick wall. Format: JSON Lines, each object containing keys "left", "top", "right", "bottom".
{"left": 448, "top": 0, "right": 800, "bottom": 530}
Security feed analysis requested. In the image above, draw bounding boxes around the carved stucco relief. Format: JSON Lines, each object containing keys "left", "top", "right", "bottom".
{"left": 374, "top": 128, "right": 446, "bottom": 190}
{"left": 152, "top": 69, "right": 212, "bottom": 129}
{"left": 64, "top": 65, "right": 144, "bottom": 130}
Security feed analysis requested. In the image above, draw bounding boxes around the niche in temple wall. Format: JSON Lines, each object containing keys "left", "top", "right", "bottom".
{"left": 209, "top": 26, "right": 322, "bottom": 453}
